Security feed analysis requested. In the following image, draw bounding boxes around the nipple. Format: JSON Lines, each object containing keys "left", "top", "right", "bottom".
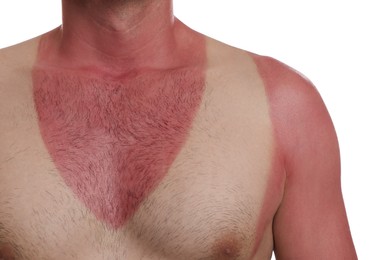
{"left": 211, "top": 233, "right": 242, "bottom": 259}
{"left": 0, "top": 243, "right": 16, "bottom": 260}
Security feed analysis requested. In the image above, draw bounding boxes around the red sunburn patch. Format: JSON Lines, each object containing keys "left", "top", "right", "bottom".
{"left": 32, "top": 37, "right": 207, "bottom": 230}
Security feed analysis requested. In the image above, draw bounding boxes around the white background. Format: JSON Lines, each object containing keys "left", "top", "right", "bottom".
{"left": 1, "top": 0, "right": 389, "bottom": 259}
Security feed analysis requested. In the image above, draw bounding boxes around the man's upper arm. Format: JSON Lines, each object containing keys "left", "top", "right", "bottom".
{"left": 253, "top": 56, "right": 357, "bottom": 259}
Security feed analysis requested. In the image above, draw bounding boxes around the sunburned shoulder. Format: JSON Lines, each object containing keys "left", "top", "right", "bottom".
{"left": 249, "top": 53, "right": 317, "bottom": 95}
{"left": 206, "top": 36, "right": 317, "bottom": 95}
{"left": 249, "top": 54, "right": 332, "bottom": 131}
{"left": 249, "top": 52, "right": 338, "bottom": 173}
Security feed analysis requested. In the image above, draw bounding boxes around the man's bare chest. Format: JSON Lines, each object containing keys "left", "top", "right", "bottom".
{"left": 0, "top": 63, "right": 283, "bottom": 259}
{"left": 32, "top": 67, "right": 208, "bottom": 229}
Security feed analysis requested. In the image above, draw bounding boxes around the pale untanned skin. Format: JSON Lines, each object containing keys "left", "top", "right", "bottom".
{"left": 0, "top": 0, "right": 357, "bottom": 259}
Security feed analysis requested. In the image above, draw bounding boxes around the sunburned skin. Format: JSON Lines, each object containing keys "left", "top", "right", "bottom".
{"left": 32, "top": 65, "right": 206, "bottom": 229}
{"left": 32, "top": 3, "right": 208, "bottom": 228}
{"left": 0, "top": 1, "right": 358, "bottom": 259}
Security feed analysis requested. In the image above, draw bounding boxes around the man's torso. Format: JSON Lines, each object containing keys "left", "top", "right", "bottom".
{"left": 0, "top": 34, "right": 285, "bottom": 259}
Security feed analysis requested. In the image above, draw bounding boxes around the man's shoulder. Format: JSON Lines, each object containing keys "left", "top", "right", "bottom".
{"left": 245, "top": 53, "right": 326, "bottom": 125}
{"left": 205, "top": 36, "right": 315, "bottom": 94}
{"left": 248, "top": 52, "right": 337, "bottom": 180}
{"left": 0, "top": 37, "right": 40, "bottom": 120}
{"left": 249, "top": 53, "right": 316, "bottom": 95}
{"left": 0, "top": 37, "right": 40, "bottom": 81}
{"left": 205, "top": 37, "right": 324, "bottom": 130}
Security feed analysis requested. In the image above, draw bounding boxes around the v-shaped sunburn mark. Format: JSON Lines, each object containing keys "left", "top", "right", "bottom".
{"left": 32, "top": 58, "right": 207, "bottom": 230}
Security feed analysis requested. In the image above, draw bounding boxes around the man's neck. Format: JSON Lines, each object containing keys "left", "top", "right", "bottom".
{"left": 42, "top": 0, "right": 182, "bottom": 75}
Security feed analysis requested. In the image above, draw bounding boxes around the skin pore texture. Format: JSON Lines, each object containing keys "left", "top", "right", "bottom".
{"left": 32, "top": 0, "right": 207, "bottom": 229}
